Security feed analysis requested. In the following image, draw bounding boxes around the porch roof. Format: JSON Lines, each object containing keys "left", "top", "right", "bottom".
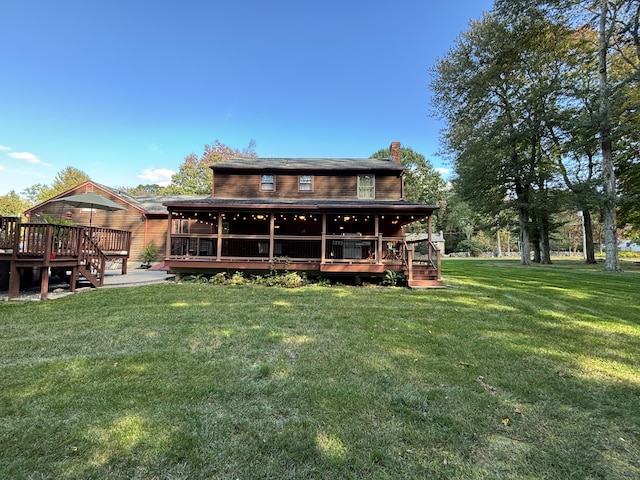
{"left": 163, "top": 198, "right": 439, "bottom": 216}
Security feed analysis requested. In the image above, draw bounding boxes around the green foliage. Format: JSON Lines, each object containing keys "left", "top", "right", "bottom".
{"left": 257, "top": 271, "right": 307, "bottom": 288}
{"left": 455, "top": 239, "right": 486, "bottom": 257}
{"left": 207, "top": 272, "right": 229, "bottom": 285}
{"left": 371, "top": 146, "right": 447, "bottom": 231}
{"left": 382, "top": 269, "right": 405, "bottom": 286}
{"left": 165, "top": 140, "right": 257, "bottom": 194}
{"left": 141, "top": 243, "right": 158, "bottom": 265}
{"left": 0, "top": 190, "right": 29, "bottom": 217}
{"left": 229, "top": 271, "right": 246, "bottom": 285}
{"left": 371, "top": 146, "right": 446, "bottom": 205}
{"left": 269, "top": 255, "right": 291, "bottom": 274}
{"left": 119, "top": 184, "right": 165, "bottom": 195}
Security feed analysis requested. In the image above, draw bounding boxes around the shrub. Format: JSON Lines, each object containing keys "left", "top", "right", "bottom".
{"left": 456, "top": 239, "right": 485, "bottom": 257}
{"left": 142, "top": 243, "right": 158, "bottom": 265}
{"left": 383, "top": 270, "right": 405, "bottom": 287}
{"left": 229, "top": 271, "right": 245, "bottom": 285}
{"left": 208, "top": 272, "right": 228, "bottom": 284}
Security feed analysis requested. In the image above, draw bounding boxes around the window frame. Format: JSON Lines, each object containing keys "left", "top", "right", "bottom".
{"left": 357, "top": 174, "right": 375, "bottom": 199}
{"left": 173, "top": 219, "right": 190, "bottom": 234}
{"left": 260, "top": 174, "right": 276, "bottom": 192}
{"left": 298, "top": 174, "right": 313, "bottom": 192}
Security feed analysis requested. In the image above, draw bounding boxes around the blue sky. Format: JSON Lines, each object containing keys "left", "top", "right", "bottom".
{"left": 0, "top": 1, "right": 494, "bottom": 195}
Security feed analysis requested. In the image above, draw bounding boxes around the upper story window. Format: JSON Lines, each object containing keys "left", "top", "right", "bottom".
{"left": 299, "top": 175, "right": 313, "bottom": 192}
{"left": 357, "top": 174, "right": 375, "bottom": 199}
{"left": 261, "top": 174, "right": 275, "bottom": 191}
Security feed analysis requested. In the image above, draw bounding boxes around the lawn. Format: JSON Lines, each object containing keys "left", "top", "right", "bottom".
{"left": 1, "top": 259, "right": 639, "bottom": 479}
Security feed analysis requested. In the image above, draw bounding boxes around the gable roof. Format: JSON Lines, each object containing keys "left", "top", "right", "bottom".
{"left": 212, "top": 157, "right": 404, "bottom": 173}
{"left": 24, "top": 180, "right": 208, "bottom": 217}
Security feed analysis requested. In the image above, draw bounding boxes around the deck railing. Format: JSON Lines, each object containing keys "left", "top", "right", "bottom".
{"left": 407, "top": 239, "right": 442, "bottom": 282}
{"left": 169, "top": 233, "right": 407, "bottom": 264}
{"left": 0, "top": 220, "right": 131, "bottom": 260}
{"left": 0, "top": 216, "right": 19, "bottom": 251}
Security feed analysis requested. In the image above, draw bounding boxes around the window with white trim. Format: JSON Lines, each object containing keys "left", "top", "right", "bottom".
{"left": 357, "top": 174, "right": 375, "bottom": 199}
{"left": 173, "top": 219, "right": 189, "bottom": 233}
{"left": 261, "top": 174, "right": 275, "bottom": 191}
{"left": 299, "top": 175, "right": 313, "bottom": 192}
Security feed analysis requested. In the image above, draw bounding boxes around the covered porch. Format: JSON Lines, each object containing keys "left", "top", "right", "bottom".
{"left": 163, "top": 200, "right": 442, "bottom": 286}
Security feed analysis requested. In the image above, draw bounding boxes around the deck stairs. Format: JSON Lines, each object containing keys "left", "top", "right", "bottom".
{"left": 75, "top": 233, "right": 108, "bottom": 288}
{"left": 405, "top": 262, "right": 443, "bottom": 288}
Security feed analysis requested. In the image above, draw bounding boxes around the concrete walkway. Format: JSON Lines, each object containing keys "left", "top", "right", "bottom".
{"left": 102, "top": 268, "right": 175, "bottom": 288}
{"left": 2, "top": 267, "right": 175, "bottom": 301}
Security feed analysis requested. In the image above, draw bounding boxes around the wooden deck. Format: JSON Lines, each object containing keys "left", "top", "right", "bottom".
{"left": 0, "top": 217, "right": 132, "bottom": 299}
{"left": 164, "top": 233, "right": 443, "bottom": 287}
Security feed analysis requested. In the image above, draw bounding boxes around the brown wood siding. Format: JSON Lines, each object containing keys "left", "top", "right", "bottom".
{"left": 375, "top": 175, "right": 402, "bottom": 200}
{"left": 27, "top": 185, "right": 167, "bottom": 262}
{"left": 142, "top": 218, "right": 169, "bottom": 262}
{"left": 214, "top": 173, "right": 402, "bottom": 200}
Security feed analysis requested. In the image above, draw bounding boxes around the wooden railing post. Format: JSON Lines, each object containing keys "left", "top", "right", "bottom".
{"left": 407, "top": 245, "right": 414, "bottom": 283}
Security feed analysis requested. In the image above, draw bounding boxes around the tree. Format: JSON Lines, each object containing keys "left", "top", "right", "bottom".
{"left": 371, "top": 146, "right": 446, "bottom": 204}
{"left": 0, "top": 190, "right": 29, "bottom": 217}
{"left": 546, "top": 28, "right": 603, "bottom": 263}
{"left": 371, "top": 146, "right": 447, "bottom": 232}
{"left": 496, "top": 0, "right": 640, "bottom": 270}
{"left": 166, "top": 140, "right": 257, "bottom": 194}
{"left": 119, "top": 184, "right": 165, "bottom": 196}
{"left": 21, "top": 167, "right": 91, "bottom": 204}
{"left": 431, "top": 12, "right": 570, "bottom": 265}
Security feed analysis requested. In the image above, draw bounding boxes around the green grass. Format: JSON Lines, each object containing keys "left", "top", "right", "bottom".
{"left": 1, "top": 259, "right": 639, "bottom": 479}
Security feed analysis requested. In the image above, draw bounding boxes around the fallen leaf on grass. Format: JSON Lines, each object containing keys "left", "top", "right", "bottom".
{"left": 502, "top": 416, "right": 510, "bottom": 426}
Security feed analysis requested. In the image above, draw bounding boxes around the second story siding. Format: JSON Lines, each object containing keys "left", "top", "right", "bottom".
{"left": 213, "top": 172, "right": 403, "bottom": 200}
{"left": 212, "top": 157, "right": 405, "bottom": 201}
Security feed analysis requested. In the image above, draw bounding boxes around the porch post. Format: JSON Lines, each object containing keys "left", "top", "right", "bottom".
{"left": 8, "top": 262, "right": 20, "bottom": 298}
{"left": 320, "top": 214, "right": 326, "bottom": 263}
{"left": 165, "top": 210, "right": 172, "bottom": 258}
{"left": 428, "top": 214, "right": 433, "bottom": 263}
{"left": 269, "top": 213, "right": 275, "bottom": 260}
{"left": 216, "top": 212, "right": 223, "bottom": 260}
{"left": 40, "top": 267, "right": 49, "bottom": 300}
{"left": 375, "top": 215, "right": 382, "bottom": 264}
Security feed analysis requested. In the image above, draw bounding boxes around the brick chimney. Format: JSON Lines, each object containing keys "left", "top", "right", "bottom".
{"left": 390, "top": 141, "right": 401, "bottom": 164}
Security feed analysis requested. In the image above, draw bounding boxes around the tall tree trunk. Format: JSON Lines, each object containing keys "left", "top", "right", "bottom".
{"left": 599, "top": 0, "right": 619, "bottom": 271}
{"left": 582, "top": 209, "right": 597, "bottom": 264}
{"left": 516, "top": 184, "right": 531, "bottom": 265}
{"left": 540, "top": 215, "right": 552, "bottom": 264}
{"left": 532, "top": 238, "right": 541, "bottom": 263}
{"left": 531, "top": 213, "right": 541, "bottom": 263}
{"left": 518, "top": 207, "right": 531, "bottom": 265}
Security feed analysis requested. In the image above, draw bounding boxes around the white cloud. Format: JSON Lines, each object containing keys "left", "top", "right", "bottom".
{"left": 9, "top": 151, "right": 42, "bottom": 163}
{"left": 435, "top": 167, "right": 451, "bottom": 177}
{"left": 138, "top": 167, "right": 175, "bottom": 186}
{"left": 0, "top": 145, "right": 11, "bottom": 151}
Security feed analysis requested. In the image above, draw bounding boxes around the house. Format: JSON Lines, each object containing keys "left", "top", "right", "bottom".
{"left": 619, "top": 240, "right": 640, "bottom": 253}
{"left": 406, "top": 232, "right": 446, "bottom": 252}
{"left": 24, "top": 181, "right": 207, "bottom": 263}
{"left": 163, "top": 142, "right": 443, "bottom": 287}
